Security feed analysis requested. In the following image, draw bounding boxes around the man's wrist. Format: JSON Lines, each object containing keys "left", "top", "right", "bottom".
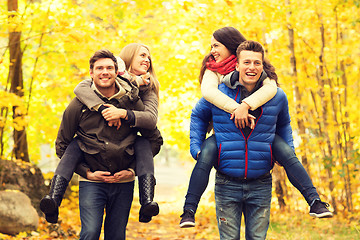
{"left": 127, "top": 168, "right": 135, "bottom": 177}
{"left": 86, "top": 169, "right": 92, "bottom": 179}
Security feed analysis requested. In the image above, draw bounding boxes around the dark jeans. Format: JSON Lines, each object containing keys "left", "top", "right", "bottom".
{"left": 183, "top": 134, "right": 320, "bottom": 213}
{"left": 272, "top": 135, "right": 319, "bottom": 205}
{"left": 79, "top": 181, "right": 134, "bottom": 240}
{"left": 134, "top": 136, "right": 154, "bottom": 177}
{"left": 184, "top": 135, "right": 218, "bottom": 213}
{"left": 54, "top": 136, "right": 154, "bottom": 180}
{"left": 55, "top": 139, "right": 84, "bottom": 181}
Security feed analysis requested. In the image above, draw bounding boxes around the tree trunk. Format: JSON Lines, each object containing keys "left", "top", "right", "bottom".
{"left": 273, "top": 165, "right": 287, "bottom": 210}
{"left": 316, "top": 12, "right": 337, "bottom": 213}
{"left": 260, "top": 11, "right": 288, "bottom": 209}
{"left": 335, "top": 7, "right": 353, "bottom": 212}
{"left": 8, "top": 0, "right": 29, "bottom": 162}
{"left": 285, "top": 0, "right": 309, "bottom": 172}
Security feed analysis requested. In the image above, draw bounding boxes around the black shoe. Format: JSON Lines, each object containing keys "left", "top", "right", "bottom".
{"left": 45, "top": 209, "right": 59, "bottom": 224}
{"left": 139, "top": 213, "right": 152, "bottom": 223}
{"left": 179, "top": 209, "right": 195, "bottom": 228}
{"left": 309, "top": 200, "right": 333, "bottom": 218}
{"left": 139, "top": 201, "right": 159, "bottom": 223}
{"left": 40, "top": 195, "right": 58, "bottom": 214}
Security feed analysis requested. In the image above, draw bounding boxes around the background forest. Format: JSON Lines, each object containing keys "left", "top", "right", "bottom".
{"left": 1, "top": 0, "right": 360, "bottom": 239}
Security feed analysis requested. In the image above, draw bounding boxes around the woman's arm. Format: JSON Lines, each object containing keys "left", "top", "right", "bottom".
{"left": 231, "top": 77, "right": 277, "bottom": 128}
{"left": 74, "top": 79, "right": 104, "bottom": 110}
{"left": 201, "top": 69, "right": 277, "bottom": 128}
{"left": 75, "top": 76, "right": 158, "bottom": 130}
{"left": 201, "top": 69, "right": 239, "bottom": 114}
{"left": 203, "top": 69, "right": 277, "bottom": 113}
{"left": 242, "top": 78, "right": 277, "bottom": 110}
{"left": 130, "top": 86, "right": 158, "bottom": 130}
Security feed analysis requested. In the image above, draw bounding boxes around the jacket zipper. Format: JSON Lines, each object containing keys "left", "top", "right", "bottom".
{"left": 244, "top": 138, "right": 248, "bottom": 179}
{"left": 218, "top": 143, "right": 222, "bottom": 167}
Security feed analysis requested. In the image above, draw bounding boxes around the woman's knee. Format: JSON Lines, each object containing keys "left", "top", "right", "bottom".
{"left": 198, "top": 135, "right": 218, "bottom": 165}
{"left": 201, "top": 135, "right": 218, "bottom": 155}
{"left": 273, "top": 135, "right": 296, "bottom": 160}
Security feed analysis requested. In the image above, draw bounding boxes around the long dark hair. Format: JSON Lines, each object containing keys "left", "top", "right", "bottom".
{"left": 199, "top": 27, "right": 278, "bottom": 84}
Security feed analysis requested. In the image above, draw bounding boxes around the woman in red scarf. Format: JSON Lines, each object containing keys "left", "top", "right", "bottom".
{"left": 179, "top": 27, "right": 332, "bottom": 228}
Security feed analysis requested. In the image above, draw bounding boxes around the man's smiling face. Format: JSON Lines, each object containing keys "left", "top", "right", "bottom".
{"left": 236, "top": 50, "right": 263, "bottom": 91}
{"left": 90, "top": 58, "right": 117, "bottom": 90}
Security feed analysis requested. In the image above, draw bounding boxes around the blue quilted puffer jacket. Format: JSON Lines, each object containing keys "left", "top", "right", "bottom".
{"left": 190, "top": 83, "right": 294, "bottom": 179}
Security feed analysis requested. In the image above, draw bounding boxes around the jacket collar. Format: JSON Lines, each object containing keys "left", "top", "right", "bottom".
{"left": 226, "top": 70, "right": 268, "bottom": 94}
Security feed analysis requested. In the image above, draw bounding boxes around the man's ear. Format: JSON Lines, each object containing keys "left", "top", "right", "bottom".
{"left": 235, "top": 62, "right": 240, "bottom": 71}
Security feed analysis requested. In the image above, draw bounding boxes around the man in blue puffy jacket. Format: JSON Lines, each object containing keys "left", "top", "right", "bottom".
{"left": 190, "top": 40, "right": 294, "bottom": 240}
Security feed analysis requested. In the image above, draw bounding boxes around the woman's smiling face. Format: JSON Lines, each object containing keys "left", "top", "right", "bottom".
{"left": 210, "top": 36, "right": 232, "bottom": 63}
{"left": 129, "top": 46, "right": 150, "bottom": 76}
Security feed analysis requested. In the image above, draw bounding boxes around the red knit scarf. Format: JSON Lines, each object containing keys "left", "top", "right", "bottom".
{"left": 206, "top": 55, "right": 237, "bottom": 75}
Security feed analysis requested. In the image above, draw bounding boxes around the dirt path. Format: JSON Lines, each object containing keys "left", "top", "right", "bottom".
{"left": 125, "top": 161, "right": 218, "bottom": 239}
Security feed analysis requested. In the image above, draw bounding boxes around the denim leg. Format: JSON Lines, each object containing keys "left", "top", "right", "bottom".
{"left": 272, "top": 135, "right": 320, "bottom": 206}
{"left": 55, "top": 139, "right": 84, "bottom": 181}
{"left": 104, "top": 181, "right": 134, "bottom": 240}
{"left": 243, "top": 176, "right": 272, "bottom": 240}
{"left": 79, "top": 181, "right": 134, "bottom": 240}
{"left": 134, "top": 136, "right": 154, "bottom": 177}
{"left": 79, "top": 182, "right": 107, "bottom": 240}
{"left": 184, "top": 135, "right": 218, "bottom": 213}
{"left": 215, "top": 173, "right": 242, "bottom": 240}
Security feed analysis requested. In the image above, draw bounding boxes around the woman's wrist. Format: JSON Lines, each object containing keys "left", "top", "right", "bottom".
{"left": 240, "top": 101, "right": 250, "bottom": 110}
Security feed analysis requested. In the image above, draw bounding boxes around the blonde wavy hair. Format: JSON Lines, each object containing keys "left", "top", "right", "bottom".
{"left": 119, "top": 43, "right": 160, "bottom": 98}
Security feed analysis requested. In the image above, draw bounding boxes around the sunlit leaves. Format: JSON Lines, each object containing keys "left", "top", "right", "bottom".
{"left": 0, "top": 0, "right": 359, "bottom": 215}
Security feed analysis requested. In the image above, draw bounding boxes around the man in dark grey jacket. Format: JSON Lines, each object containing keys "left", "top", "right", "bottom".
{"left": 56, "top": 49, "right": 143, "bottom": 240}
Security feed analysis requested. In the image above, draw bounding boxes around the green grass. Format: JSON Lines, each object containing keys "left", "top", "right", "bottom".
{"left": 266, "top": 212, "right": 360, "bottom": 240}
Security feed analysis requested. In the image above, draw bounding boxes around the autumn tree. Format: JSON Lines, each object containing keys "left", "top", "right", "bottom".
{"left": 0, "top": 0, "right": 359, "bottom": 217}
{"left": 7, "top": 0, "right": 29, "bottom": 162}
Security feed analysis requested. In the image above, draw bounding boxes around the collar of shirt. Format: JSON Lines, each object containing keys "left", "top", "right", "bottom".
{"left": 91, "top": 78, "right": 126, "bottom": 100}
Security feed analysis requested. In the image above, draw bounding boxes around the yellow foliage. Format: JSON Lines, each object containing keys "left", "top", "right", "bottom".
{"left": 0, "top": 0, "right": 359, "bottom": 219}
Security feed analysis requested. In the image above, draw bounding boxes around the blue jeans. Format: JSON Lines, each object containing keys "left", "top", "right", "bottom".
{"left": 184, "top": 135, "right": 218, "bottom": 212}
{"left": 215, "top": 173, "right": 272, "bottom": 240}
{"left": 79, "top": 181, "right": 134, "bottom": 240}
{"left": 272, "top": 135, "right": 320, "bottom": 206}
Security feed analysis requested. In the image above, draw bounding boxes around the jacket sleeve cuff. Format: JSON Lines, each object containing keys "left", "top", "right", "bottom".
{"left": 75, "top": 163, "right": 90, "bottom": 179}
{"left": 123, "top": 110, "right": 135, "bottom": 126}
{"left": 98, "top": 104, "right": 108, "bottom": 113}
